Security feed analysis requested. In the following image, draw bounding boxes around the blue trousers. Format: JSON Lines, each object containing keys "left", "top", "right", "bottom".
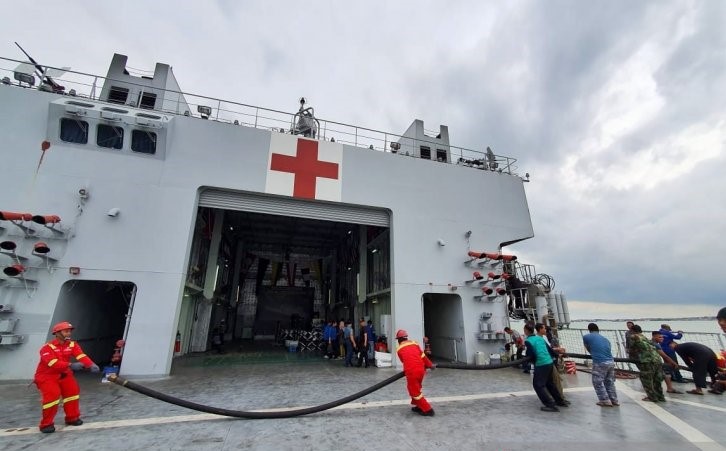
{"left": 532, "top": 363, "right": 564, "bottom": 407}
{"left": 344, "top": 341, "right": 355, "bottom": 367}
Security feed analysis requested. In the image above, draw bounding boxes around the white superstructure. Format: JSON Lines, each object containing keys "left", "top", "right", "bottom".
{"left": 0, "top": 52, "right": 565, "bottom": 381}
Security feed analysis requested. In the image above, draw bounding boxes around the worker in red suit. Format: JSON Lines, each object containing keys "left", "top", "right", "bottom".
{"left": 34, "top": 321, "right": 100, "bottom": 433}
{"left": 395, "top": 329, "right": 435, "bottom": 416}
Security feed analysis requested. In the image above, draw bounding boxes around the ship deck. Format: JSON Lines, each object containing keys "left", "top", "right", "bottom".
{"left": 1, "top": 354, "right": 725, "bottom": 451}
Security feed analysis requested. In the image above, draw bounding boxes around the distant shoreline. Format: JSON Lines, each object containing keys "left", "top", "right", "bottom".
{"left": 571, "top": 317, "right": 716, "bottom": 322}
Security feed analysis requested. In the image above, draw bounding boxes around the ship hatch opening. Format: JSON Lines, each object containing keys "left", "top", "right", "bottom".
{"left": 51, "top": 280, "right": 136, "bottom": 369}
{"left": 422, "top": 293, "right": 466, "bottom": 363}
{"left": 175, "top": 198, "right": 392, "bottom": 369}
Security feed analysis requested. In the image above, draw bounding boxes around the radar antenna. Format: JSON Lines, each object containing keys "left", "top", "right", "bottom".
{"left": 291, "top": 97, "right": 320, "bottom": 138}
{"left": 486, "top": 146, "right": 498, "bottom": 170}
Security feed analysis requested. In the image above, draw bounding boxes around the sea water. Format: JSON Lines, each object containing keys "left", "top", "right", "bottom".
{"left": 509, "top": 319, "right": 723, "bottom": 335}
{"left": 568, "top": 319, "right": 722, "bottom": 335}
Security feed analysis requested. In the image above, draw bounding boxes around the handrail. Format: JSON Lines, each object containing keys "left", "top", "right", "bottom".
{"left": 555, "top": 328, "right": 725, "bottom": 372}
{"left": 0, "top": 56, "right": 521, "bottom": 176}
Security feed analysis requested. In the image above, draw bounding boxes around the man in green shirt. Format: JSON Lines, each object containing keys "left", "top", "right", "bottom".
{"left": 524, "top": 323, "right": 567, "bottom": 412}
{"left": 628, "top": 325, "right": 665, "bottom": 402}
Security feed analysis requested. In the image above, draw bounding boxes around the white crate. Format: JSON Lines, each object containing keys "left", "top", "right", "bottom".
{"left": 375, "top": 351, "right": 392, "bottom": 363}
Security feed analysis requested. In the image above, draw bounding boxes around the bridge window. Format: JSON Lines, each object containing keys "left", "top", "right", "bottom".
{"left": 108, "top": 86, "right": 129, "bottom": 104}
{"left": 420, "top": 146, "right": 431, "bottom": 160}
{"left": 97, "top": 124, "right": 124, "bottom": 150}
{"left": 60, "top": 118, "right": 88, "bottom": 144}
{"left": 139, "top": 92, "right": 157, "bottom": 110}
{"left": 131, "top": 130, "right": 156, "bottom": 154}
{"left": 436, "top": 149, "right": 447, "bottom": 163}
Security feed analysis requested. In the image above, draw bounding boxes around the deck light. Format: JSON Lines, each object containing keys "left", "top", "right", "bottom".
{"left": 13, "top": 71, "right": 34, "bottom": 87}
{"left": 197, "top": 105, "right": 212, "bottom": 119}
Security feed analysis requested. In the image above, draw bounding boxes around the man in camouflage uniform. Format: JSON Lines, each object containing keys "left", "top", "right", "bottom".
{"left": 628, "top": 325, "right": 666, "bottom": 402}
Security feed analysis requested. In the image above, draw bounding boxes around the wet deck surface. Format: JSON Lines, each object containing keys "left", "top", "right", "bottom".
{"left": 2, "top": 351, "right": 725, "bottom": 451}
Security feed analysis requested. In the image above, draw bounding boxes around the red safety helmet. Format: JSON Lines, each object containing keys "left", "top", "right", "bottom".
{"left": 52, "top": 321, "right": 74, "bottom": 334}
{"left": 717, "top": 350, "right": 726, "bottom": 369}
{"left": 395, "top": 329, "right": 408, "bottom": 339}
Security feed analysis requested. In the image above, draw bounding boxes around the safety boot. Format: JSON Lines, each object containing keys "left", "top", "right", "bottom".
{"left": 66, "top": 419, "right": 84, "bottom": 426}
{"left": 40, "top": 425, "right": 55, "bottom": 433}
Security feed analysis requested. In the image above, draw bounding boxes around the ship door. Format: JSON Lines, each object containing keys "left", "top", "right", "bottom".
{"left": 422, "top": 293, "right": 465, "bottom": 363}
{"left": 51, "top": 280, "right": 136, "bottom": 368}
{"left": 181, "top": 188, "right": 391, "bottom": 361}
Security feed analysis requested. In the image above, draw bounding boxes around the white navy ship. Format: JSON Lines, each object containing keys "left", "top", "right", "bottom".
{"left": 0, "top": 47, "right": 569, "bottom": 381}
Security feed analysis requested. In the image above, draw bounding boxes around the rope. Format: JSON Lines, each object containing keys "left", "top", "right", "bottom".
{"left": 562, "top": 352, "right": 691, "bottom": 372}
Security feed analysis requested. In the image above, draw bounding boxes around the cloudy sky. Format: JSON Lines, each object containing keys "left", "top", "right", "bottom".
{"left": 1, "top": 1, "right": 724, "bottom": 319}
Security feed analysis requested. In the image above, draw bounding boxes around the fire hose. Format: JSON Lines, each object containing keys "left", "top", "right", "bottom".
{"left": 109, "top": 372, "right": 404, "bottom": 419}
{"left": 108, "top": 354, "right": 687, "bottom": 419}
{"left": 108, "top": 358, "right": 526, "bottom": 419}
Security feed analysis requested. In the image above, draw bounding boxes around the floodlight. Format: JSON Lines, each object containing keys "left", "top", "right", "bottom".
{"left": 13, "top": 71, "right": 34, "bottom": 86}
{"left": 197, "top": 105, "right": 212, "bottom": 118}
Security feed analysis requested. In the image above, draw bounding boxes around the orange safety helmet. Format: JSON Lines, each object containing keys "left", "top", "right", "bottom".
{"left": 52, "top": 321, "right": 74, "bottom": 334}
{"left": 395, "top": 329, "right": 408, "bottom": 339}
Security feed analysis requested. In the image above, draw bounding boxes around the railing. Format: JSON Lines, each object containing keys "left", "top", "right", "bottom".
{"left": 557, "top": 329, "right": 726, "bottom": 372}
{"left": 0, "top": 56, "right": 520, "bottom": 176}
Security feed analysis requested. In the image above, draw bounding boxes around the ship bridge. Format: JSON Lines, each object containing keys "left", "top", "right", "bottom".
{"left": 1, "top": 54, "right": 521, "bottom": 176}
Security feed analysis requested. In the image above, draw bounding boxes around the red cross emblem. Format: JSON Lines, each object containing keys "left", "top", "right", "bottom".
{"left": 270, "top": 139, "right": 339, "bottom": 199}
